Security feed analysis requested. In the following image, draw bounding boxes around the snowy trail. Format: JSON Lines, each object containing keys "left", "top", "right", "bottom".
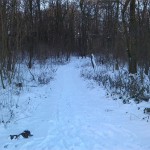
{"left": 0, "top": 57, "right": 150, "bottom": 150}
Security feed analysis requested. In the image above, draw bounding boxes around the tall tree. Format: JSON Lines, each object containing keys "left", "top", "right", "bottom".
{"left": 122, "top": 0, "right": 137, "bottom": 74}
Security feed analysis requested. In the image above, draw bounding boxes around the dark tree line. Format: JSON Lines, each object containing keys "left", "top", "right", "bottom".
{"left": 0, "top": 0, "right": 150, "bottom": 75}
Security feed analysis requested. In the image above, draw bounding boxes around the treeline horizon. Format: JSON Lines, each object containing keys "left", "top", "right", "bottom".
{"left": 0, "top": 0, "right": 150, "bottom": 73}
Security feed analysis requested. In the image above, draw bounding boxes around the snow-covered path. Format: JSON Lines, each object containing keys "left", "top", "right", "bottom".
{"left": 1, "top": 57, "right": 150, "bottom": 150}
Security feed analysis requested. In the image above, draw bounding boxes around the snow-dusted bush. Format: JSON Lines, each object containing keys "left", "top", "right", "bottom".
{"left": 0, "top": 58, "right": 57, "bottom": 126}
{"left": 35, "top": 60, "right": 57, "bottom": 85}
{"left": 81, "top": 57, "right": 150, "bottom": 103}
{"left": 0, "top": 86, "right": 17, "bottom": 127}
{"left": 38, "top": 72, "right": 53, "bottom": 85}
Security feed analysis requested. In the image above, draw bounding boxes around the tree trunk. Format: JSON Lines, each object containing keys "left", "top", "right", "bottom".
{"left": 129, "top": 0, "right": 137, "bottom": 74}
{"left": 122, "top": 0, "right": 137, "bottom": 74}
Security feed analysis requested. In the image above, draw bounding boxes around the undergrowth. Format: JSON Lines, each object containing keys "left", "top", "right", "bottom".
{"left": 81, "top": 56, "right": 150, "bottom": 104}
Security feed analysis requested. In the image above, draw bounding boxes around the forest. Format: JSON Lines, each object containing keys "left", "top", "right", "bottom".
{"left": 0, "top": 0, "right": 149, "bottom": 69}
{"left": 0, "top": 0, "right": 150, "bottom": 99}
{"left": 0, "top": 1, "right": 150, "bottom": 149}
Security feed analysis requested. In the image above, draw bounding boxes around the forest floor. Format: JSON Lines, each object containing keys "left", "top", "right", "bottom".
{"left": 0, "top": 57, "right": 150, "bottom": 150}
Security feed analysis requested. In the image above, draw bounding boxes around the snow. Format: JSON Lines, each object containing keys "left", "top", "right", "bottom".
{"left": 0, "top": 57, "right": 150, "bottom": 150}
